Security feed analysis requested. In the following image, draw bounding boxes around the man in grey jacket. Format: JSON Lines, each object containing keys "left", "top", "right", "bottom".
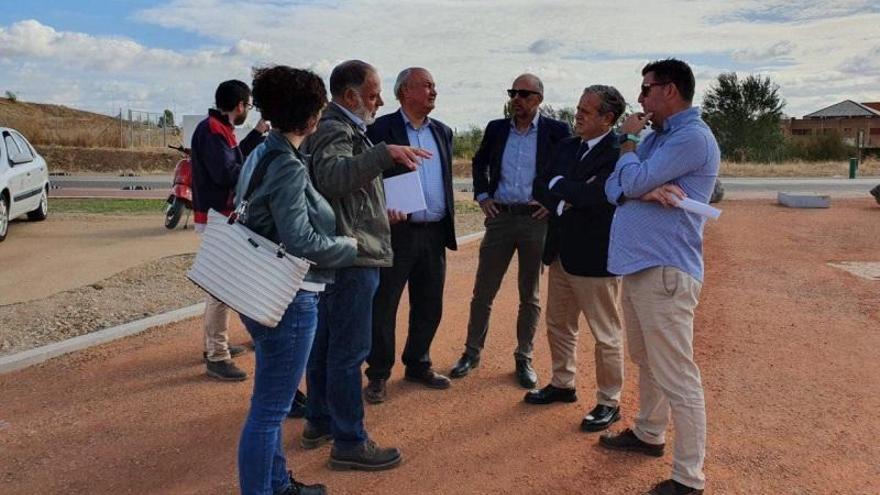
{"left": 301, "top": 59, "right": 429, "bottom": 471}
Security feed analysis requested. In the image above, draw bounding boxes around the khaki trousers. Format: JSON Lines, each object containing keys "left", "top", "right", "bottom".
{"left": 545, "top": 261, "right": 623, "bottom": 406}
{"left": 203, "top": 292, "right": 231, "bottom": 362}
{"left": 623, "top": 267, "right": 706, "bottom": 490}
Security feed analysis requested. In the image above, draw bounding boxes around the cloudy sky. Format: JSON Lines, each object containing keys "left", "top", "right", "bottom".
{"left": 1, "top": 0, "right": 878, "bottom": 130}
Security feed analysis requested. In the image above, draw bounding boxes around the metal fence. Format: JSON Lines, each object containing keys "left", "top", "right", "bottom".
{"left": 119, "top": 109, "right": 182, "bottom": 149}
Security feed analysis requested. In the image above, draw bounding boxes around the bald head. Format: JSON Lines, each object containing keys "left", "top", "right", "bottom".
{"left": 512, "top": 73, "right": 543, "bottom": 95}
{"left": 509, "top": 73, "right": 544, "bottom": 124}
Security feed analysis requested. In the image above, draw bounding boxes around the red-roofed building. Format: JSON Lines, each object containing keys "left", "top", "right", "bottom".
{"left": 783, "top": 100, "right": 880, "bottom": 150}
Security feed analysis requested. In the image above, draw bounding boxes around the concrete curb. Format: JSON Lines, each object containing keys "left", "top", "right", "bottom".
{"left": 0, "top": 231, "right": 487, "bottom": 375}
{"left": 0, "top": 303, "right": 205, "bottom": 375}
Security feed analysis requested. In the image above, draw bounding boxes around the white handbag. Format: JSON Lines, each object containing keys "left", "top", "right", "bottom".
{"left": 187, "top": 150, "right": 311, "bottom": 328}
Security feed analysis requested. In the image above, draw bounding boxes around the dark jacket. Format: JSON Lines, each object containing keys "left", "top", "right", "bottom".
{"left": 235, "top": 131, "right": 357, "bottom": 285}
{"left": 302, "top": 103, "right": 396, "bottom": 267}
{"left": 190, "top": 109, "right": 263, "bottom": 223}
{"left": 471, "top": 115, "right": 571, "bottom": 201}
{"left": 533, "top": 133, "right": 619, "bottom": 277}
{"left": 367, "top": 110, "right": 457, "bottom": 250}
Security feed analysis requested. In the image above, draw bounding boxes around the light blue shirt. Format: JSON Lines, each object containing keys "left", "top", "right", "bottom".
{"left": 490, "top": 112, "right": 540, "bottom": 204}
{"left": 605, "top": 107, "right": 720, "bottom": 282}
{"left": 401, "top": 111, "right": 446, "bottom": 223}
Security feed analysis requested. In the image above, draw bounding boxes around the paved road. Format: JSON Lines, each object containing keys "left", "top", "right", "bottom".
{"left": 50, "top": 174, "right": 879, "bottom": 199}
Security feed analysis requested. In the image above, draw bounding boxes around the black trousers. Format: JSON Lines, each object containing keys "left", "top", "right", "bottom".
{"left": 366, "top": 221, "right": 447, "bottom": 380}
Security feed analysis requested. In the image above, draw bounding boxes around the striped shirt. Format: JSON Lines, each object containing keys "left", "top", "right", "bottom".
{"left": 605, "top": 107, "right": 720, "bottom": 282}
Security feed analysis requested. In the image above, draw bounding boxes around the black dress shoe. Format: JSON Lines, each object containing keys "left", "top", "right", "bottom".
{"left": 646, "top": 479, "right": 703, "bottom": 495}
{"left": 363, "top": 379, "right": 387, "bottom": 404}
{"left": 523, "top": 384, "right": 577, "bottom": 404}
{"left": 515, "top": 359, "right": 538, "bottom": 389}
{"left": 280, "top": 470, "right": 327, "bottom": 495}
{"left": 449, "top": 354, "right": 480, "bottom": 378}
{"left": 404, "top": 368, "right": 451, "bottom": 389}
{"left": 599, "top": 428, "right": 665, "bottom": 457}
{"left": 580, "top": 404, "right": 621, "bottom": 432}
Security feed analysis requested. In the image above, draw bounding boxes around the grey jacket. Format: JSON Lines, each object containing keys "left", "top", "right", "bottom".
{"left": 235, "top": 131, "right": 357, "bottom": 285}
{"left": 302, "top": 103, "right": 395, "bottom": 267}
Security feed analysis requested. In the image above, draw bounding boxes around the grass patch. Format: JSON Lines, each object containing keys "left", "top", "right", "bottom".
{"left": 455, "top": 200, "right": 481, "bottom": 214}
{"left": 51, "top": 198, "right": 167, "bottom": 215}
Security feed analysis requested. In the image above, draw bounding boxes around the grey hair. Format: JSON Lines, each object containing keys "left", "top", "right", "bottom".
{"left": 394, "top": 68, "right": 415, "bottom": 100}
{"left": 583, "top": 85, "right": 626, "bottom": 121}
{"left": 515, "top": 73, "right": 544, "bottom": 95}
{"left": 329, "top": 59, "right": 375, "bottom": 98}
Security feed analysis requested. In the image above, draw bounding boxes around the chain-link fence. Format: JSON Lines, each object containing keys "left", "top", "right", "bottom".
{"left": 120, "top": 109, "right": 182, "bottom": 149}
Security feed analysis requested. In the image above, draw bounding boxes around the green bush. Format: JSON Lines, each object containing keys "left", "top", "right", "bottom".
{"left": 453, "top": 126, "right": 484, "bottom": 158}
{"left": 783, "top": 131, "right": 856, "bottom": 161}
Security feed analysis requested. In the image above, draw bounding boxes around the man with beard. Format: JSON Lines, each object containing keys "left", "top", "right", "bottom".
{"left": 190, "top": 79, "right": 268, "bottom": 381}
{"left": 450, "top": 73, "right": 571, "bottom": 389}
{"left": 363, "top": 67, "right": 456, "bottom": 403}
{"left": 301, "top": 60, "right": 429, "bottom": 471}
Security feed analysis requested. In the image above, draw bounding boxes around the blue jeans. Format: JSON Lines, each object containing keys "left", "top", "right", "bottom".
{"left": 238, "top": 290, "right": 319, "bottom": 495}
{"left": 306, "top": 267, "right": 379, "bottom": 450}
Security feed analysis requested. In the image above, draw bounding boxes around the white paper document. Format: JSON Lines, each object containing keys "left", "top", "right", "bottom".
{"left": 675, "top": 197, "right": 722, "bottom": 220}
{"left": 383, "top": 171, "right": 427, "bottom": 214}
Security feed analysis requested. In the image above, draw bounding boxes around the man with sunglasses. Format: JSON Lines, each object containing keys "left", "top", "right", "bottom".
{"left": 600, "top": 59, "right": 719, "bottom": 495}
{"left": 191, "top": 79, "right": 268, "bottom": 381}
{"left": 450, "top": 74, "right": 571, "bottom": 389}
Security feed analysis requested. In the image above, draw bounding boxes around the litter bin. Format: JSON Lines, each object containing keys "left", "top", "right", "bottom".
{"left": 849, "top": 158, "right": 858, "bottom": 179}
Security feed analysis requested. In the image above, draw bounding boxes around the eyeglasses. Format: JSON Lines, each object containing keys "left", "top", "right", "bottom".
{"left": 507, "top": 89, "right": 541, "bottom": 99}
{"left": 640, "top": 81, "right": 669, "bottom": 97}
{"left": 244, "top": 102, "right": 254, "bottom": 110}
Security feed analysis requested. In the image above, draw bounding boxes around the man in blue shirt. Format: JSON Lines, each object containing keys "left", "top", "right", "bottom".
{"left": 449, "top": 74, "right": 571, "bottom": 389}
{"left": 364, "top": 68, "right": 457, "bottom": 403}
{"left": 600, "top": 59, "right": 719, "bottom": 495}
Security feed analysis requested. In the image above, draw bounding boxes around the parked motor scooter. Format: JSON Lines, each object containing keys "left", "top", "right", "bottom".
{"left": 165, "top": 145, "right": 192, "bottom": 229}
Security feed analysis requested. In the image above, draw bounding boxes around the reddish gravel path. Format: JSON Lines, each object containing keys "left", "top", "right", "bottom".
{"left": 1, "top": 199, "right": 878, "bottom": 494}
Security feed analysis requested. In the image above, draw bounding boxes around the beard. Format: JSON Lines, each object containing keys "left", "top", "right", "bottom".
{"left": 354, "top": 93, "right": 377, "bottom": 126}
{"left": 233, "top": 113, "right": 247, "bottom": 126}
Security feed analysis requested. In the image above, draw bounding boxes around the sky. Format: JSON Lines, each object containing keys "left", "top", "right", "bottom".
{"left": 1, "top": 0, "right": 879, "bottom": 130}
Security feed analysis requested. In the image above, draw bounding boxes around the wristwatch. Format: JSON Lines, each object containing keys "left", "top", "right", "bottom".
{"left": 618, "top": 133, "right": 640, "bottom": 145}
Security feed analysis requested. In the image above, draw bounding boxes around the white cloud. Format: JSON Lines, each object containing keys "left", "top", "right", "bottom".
{"left": 2, "top": 1, "right": 879, "bottom": 127}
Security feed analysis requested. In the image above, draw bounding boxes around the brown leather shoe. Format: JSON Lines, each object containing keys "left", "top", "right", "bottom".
{"left": 363, "top": 379, "right": 387, "bottom": 404}
{"left": 599, "top": 428, "right": 665, "bottom": 457}
{"left": 645, "top": 479, "right": 703, "bottom": 494}
{"left": 404, "top": 368, "right": 451, "bottom": 389}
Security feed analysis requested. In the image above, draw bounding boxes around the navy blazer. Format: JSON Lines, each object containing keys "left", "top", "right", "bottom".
{"left": 367, "top": 110, "right": 457, "bottom": 250}
{"left": 471, "top": 115, "right": 572, "bottom": 201}
{"left": 534, "top": 133, "right": 619, "bottom": 277}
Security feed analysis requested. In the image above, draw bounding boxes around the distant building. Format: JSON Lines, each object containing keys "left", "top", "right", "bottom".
{"left": 783, "top": 100, "right": 880, "bottom": 150}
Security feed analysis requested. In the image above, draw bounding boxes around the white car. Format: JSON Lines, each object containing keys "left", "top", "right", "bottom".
{"left": 0, "top": 127, "right": 49, "bottom": 242}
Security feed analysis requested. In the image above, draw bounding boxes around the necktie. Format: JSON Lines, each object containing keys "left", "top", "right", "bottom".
{"left": 577, "top": 140, "right": 590, "bottom": 160}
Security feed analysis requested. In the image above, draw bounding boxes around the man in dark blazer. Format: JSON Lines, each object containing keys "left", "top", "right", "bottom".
{"left": 364, "top": 67, "right": 456, "bottom": 403}
{"left": 526, "top": 85, "right": 627, "bottom": 433}
{"left": 449, "top": 73, "right": 571, "bottom": 389}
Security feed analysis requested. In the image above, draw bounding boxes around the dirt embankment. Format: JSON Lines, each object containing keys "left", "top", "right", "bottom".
{"left": 40, "top": 145, "right": 181, "bottom": 174}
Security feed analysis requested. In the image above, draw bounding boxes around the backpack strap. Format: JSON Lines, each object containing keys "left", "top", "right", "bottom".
{"left": 242, "top": 149, "right": 286, "bottom": 203}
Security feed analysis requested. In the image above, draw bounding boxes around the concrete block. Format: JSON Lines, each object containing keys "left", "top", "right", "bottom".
{"left": 777, "top": 192, "right": 831, "bottom": 208}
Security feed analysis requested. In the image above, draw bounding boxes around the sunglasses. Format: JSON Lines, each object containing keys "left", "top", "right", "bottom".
{"left": 507, "top": 89, "right": 541, "bottom": 99}
{"left": 640, "top": 81, "right": 669, "bottom": 97}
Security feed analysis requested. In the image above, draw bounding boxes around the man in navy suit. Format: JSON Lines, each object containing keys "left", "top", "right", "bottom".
{"left": 364, "top": 67, "right": 457, "bottom": 403}
{"left": 450, "top": 73, "right": 571, "bottom": 388}
{"left": 527, "top": 85, "right": 627, "bottom": 434}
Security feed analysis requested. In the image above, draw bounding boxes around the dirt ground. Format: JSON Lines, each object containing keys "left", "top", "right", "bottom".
{"left": 1, "top": 199, "right": 879, "bottom": 494}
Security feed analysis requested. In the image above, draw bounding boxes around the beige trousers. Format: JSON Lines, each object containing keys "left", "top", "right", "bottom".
{"left": 545, "top": 261, "right": 624, "bottom": 406}
{"left": 203, "top": 293, "right": 231, "bottom": 362}
{"left": 622, "top": 266, "right": 706, "bottom": 490}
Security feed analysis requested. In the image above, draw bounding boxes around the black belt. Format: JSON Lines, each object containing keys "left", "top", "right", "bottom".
{"left": 407, "top": 220, "right": 443, "bottom": 228}
{"left": 495, "top": 203, "right": 540, "bottom": 215}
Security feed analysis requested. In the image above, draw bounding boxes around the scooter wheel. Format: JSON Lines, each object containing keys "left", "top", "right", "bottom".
{"left": 164, "top": 198, "right": 184, "bottom": 229}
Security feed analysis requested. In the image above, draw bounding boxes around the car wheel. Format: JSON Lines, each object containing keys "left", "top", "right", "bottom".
{"left": 27, "top": 187, "right": 48, "bottom": 221}
{"left": 164, "top": 197, "right": 184, "bottom": 229}
{"left": 0, "top": 194, "right": 9, "bottom": 242}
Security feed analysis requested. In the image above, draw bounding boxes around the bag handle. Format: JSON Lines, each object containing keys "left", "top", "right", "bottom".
{"left": 231, "top": 149, "right": 286, "bottom": 225}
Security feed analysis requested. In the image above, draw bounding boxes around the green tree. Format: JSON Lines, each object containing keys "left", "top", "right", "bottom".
{"left": 5, "top": 90, "right": 18, "bottom": 102}
{"left": 453, "top": 126, "right": 484, "bottom": 159}
{"left": 158, "top": 108, "right": 175, "bottom": 127}
{"left": 540, "top": 105, "right": 575, "bottom": 128}
{"left": 702, "top": 72, "right": 785, "bottom": 162}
